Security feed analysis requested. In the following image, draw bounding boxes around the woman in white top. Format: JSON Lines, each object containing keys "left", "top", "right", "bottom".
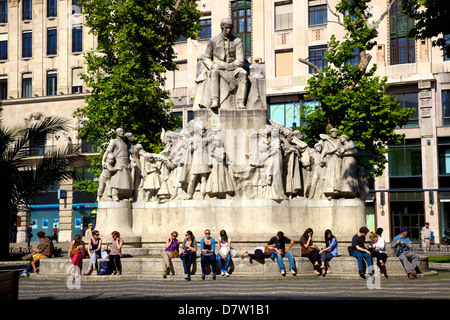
{"left": 216, "top": 230, "right": 231, "bottom": 276}
{"left": 369, "top": 232, "right": 388, "bottom": 278}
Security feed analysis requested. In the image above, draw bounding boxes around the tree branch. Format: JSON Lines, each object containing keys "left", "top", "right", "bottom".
{"left": 376, "top": 0, "right": 396, "bottom": 25}
{"left": 165, "top": 0, "right": 184, "bottom": 41}
{"left": 298, "top": 58, "right": 321, "bottom": 74}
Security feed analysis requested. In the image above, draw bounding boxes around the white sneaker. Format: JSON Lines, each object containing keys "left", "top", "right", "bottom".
{"left": 281, "top": 269, "right": 286, "bottom": 276}
{"left": 290, "top": 269, "right": 296, "bottom": 275}
{"left": 225, "top": 271, "right": 230, "bottom": 277}
{"left": 221, "top": 271, "right": 225, "bottom": 276}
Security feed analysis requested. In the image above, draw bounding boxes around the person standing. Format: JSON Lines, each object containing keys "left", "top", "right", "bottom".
{"left": 391, "top": 227, "right": 419, "bottom": 279}
{"left": 349, "top": 226, "right": 373, "bottom": 279}
{"left": 200, "top": 229, "right": 216, "bottom": 280}
{"left": 52, "top": 224, "right": 58, "bottom": 243}
{"left": 267, "top": 231, "right": 296, "bottom": 276}
{"left": 26, "top": 224, "right": 33, "bottom": 248}
{"left": 420, "top": 222, "right": 431, "bottom": 253}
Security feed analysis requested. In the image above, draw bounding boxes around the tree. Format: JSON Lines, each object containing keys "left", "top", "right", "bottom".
{"left": 298, "top": 0, "right": 415, "bottom": 177}
{"left": 402, "top": 0, "right": 450, "bottom": 59}
{"left": 0, "top": 107, "right": 79, "bottom": 259}
{"left": 73, "top": 0, "right": 201, "bottom": 194}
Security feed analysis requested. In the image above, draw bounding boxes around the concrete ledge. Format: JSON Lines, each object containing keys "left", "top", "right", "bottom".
{"left": 36, "top": 255, "right": 436, "bottom": 280}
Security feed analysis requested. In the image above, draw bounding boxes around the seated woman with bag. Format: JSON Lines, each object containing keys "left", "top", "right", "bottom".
{"left": 83, "top": 230, "right": 102, "bottom": 275}
{"left": 180, "top": 230, "right": 197, "bottom": 281}
{"left": 300, "top": 228, "right": 321, "bottom": 275}
{"left": 69, "top": 234, "right": 86, "bottom": 277}
{"left": 162, "top": 231, "right": 180, "bottom": 278}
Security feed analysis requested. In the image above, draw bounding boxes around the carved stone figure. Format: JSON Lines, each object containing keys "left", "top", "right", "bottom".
{"left": 337, "top": 135, "right": 360, "bottom": 198}
{"left": 125, "top": 132, "right": 145, "bottom": 201}
{"left": 97, "top": 153, "right": 118, "bottom": 202}
{"left": 205, "top": 130, "right": 234, "bottom": 198}
{"left": 197, "top": 18, "right": 248, "bottom": 110}
{"left": 102, "top": 128, "right": 133, "bottom": 201}
{"left": 307, "top": 143, "right": 326, "bottom": 199}
{"left": 320, "top": 128, "right": 342, "bottom": 199}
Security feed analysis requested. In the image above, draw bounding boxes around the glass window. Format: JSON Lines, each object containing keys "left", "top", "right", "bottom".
{"left": 22, "top": 0, "right": 32, "bottom": 21}
{"left": 0, "top": 78, "right": 7, "bottom": 100}
{"left": 269, "top": 100, "right": 302, "bottom": 128}
{"left": 47, "top": 28, "right": 57, "bottom": 55}
{"left": 22, "top": 31, "right": 32, "bottom": 58}
{"left": 72, "top": 25, "right": 82, "bottom": 53}
{"left": 47, "top": 72, "right": 57, "bottom": 96}
{"left": 275, "top": 2, "right": 292, "bottom": 31}
{"left": 232, "top": 0, "right": 252, "bottom": 61}
{"left": 0, "top": 39, "right": 7, "bottom": 60}
{"left": 47, "top": 0, "right": 57, "bottom": 17}
{"left": 394, "top": 92, "right": 419, "bottom": 128}
{"left": 389, "top": 139, "right": 422, "bottom": 177}
{"left": 389, "top": 0, "right": 415, "bottom": 65}
{"left": 200, "top": 18, "right": 211, "bottom": 39}
{"left": 443, "top": 90, "right": 450, "bottom": 125}
{"left": 308, "top": 45, "right": 327, "bottom": 73}
{"left": 29, "top": 134, "right": 46, "bottom": 157}
{"left": 309, "top": 4, "right": 327, "bottom": 26}
{"left": 0, "top": 0, "right": 7, "bottom": 23}
{"left": 22, "top": 75, "right": 32, "bottom": 98}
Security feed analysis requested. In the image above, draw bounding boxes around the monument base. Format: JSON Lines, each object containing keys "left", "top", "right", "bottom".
{"left": 96, "top": 198, "right": 366, "bottom": 247}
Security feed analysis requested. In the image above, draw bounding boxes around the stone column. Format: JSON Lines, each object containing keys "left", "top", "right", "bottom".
{"left": 58, "top": 178, "right": 74, "bottom": 242}
{"left": 16, "top": 206, "right": 30, "bottom": 244}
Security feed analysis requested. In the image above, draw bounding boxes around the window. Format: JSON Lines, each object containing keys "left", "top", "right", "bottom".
{"left": 0, "top": 0, "right": 7, "bottom": 23}
{"left": 72, "top": 0, "right": 82, "bottom": 14}
{"left": 269, "top": 97, "right": 311, "bottom": 129}
{"left": 22, "top": 0, "right": 32, "bottom": 21}
{"left": 174, "top": 62, "right": 187, "bottom": 88}
{"left": 308, "top": 45, "right": 327, "bottom": 73}
{"left": 22, "top": 31, "right": 32, "bottom": 58}
{"left": 443, "top": 90, "right": 450, "bottom": 125}
{"left": 275, "top": 49, "right": 293, "bottom": 77}
{"left": 200, "top": 18, "right": 211, "bottom": 39}
{"left": 232, "top": 0, "right": 252, "bottom": 61}
{"left": 390, "top": 0, "right": 415, "bottom": 65}
{"left": 275, "top": 1, "right": 293, "bottom": 31}
{"left": 445, "top": 34, "right": 450, "bottom": 61}
{"left": 394, "top": 92, "right": 419, "bottom": 128}
{"left": 47, "top": 28, "right": 57, "bottom": 55}
{"left": 72, "top": 25, "right": 82, "bottom": 53}
{"left": 0, "top": 78, "right": 7, "bottom": 100}
{"left": 388, "top": 139, "right": 422, "bottom": 188}
{"left": 29, "top": 134, "right": 46, "bottom": 157}
{"left": 47, "top": 0, "right": 57, "bottom": 17}
{"left": 22, "top": 74, "right": 32, "bottom": 98}
{"left": 72, "top": 68, "right": 83, "bottom": 93}
{"left": 438, "top": 137, "right": 450, "bottom": 187}
{"left": 47, "top": 71, "right": 57, "bottom": 96}
{"left": 309, "top": 4, "right": 327, "bottom": 26}
{"left": 0, "top": 34, "right": 7, "bottom": 60}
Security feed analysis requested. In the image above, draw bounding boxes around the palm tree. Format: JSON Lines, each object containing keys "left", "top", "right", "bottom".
{"left": 0, "top": 105, "right": 80, "bottom": 260}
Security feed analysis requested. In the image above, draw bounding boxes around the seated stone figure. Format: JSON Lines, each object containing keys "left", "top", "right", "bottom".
{"left": 194, "top": 18, "right": 248, "bottom": 111}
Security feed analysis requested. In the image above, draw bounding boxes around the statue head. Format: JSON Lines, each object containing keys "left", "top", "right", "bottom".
{"left": 330, "top": 128, "right": 338, "bottom": 138}
{"left": 220, "top": 18, "right": 233, "bottom": 38}
{"left": 116, "top": 128, "right": 124, "bottom": 138}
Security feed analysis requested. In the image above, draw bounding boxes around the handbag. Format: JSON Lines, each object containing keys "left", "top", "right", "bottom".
{"left": 98, "top": 260, "right": 111, "bottom": 275}
{"left": 172, "top": 248, "right": 179, "bottom": 258}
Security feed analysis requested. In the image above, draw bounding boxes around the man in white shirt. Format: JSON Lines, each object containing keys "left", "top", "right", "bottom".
{"left": 420, "top": 222, "right": 431, "bottom": 252}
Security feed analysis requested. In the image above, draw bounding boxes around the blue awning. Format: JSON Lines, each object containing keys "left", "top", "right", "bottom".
{"left": 29, "top": 203, "right": 98, "bottom": 211}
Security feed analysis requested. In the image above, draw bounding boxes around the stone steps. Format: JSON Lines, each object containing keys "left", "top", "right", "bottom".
{"left": 36, "top": 255, "right": 435, "bottom": 280}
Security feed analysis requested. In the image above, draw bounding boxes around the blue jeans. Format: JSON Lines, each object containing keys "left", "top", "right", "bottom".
{"left": 180, "top": 253, "right": 196, "bottom": 275}
{"left": 352, "top": 250, "right": 373, "bottom": 271}
{"left": 271, "top": 251, "right": 295, "bottom": 271}
{"left": 216, "top": 253, "right": 230, "bottom": 272}
{"left": 201, "top": 253, "right": 216, "bottom": 275}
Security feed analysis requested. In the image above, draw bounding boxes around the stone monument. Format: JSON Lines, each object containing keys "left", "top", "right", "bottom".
{"left": 95, "top": 18, "right": 368, "bottom": 249}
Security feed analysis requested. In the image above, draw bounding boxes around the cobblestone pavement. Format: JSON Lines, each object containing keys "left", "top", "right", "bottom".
{"left": 12, "top": 263, "right": 450, "bottom": 301}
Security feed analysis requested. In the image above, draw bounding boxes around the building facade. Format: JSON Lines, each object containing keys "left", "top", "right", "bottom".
{"left": 3, "top": 0, "right": 450, "bottom": 244}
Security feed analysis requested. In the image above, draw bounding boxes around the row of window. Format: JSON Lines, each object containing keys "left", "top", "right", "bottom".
{"left": 0, "top": 0, "right": 81, "bottom": 23}
{"left": 0, "top": 27, "right": 82, "bottom": 60}
{"left": 0, "top": 69, "right": 83, "bottom": 99}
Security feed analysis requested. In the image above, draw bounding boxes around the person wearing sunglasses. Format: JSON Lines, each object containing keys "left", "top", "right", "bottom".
{"left": 200, "top": 229, "right": 216, "bottom": 280}
{"left": 180, "top": 230, "right": 197, "bottom": 280}
{"left": 84, "top": 231, "right": 102, "bottom": 276}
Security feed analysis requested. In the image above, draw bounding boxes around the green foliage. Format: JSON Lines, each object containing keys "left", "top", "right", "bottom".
{"left": 402, "top": 0, "right": 450, "bottom": 59}
{"left": 0, "top": 105, "right": 79, "bottom": 259}
{"left": 73, "top": 0, "right": 201, "bottom": 194}
{"left": 300, "top": 0, "right": 415, "bottom": 177}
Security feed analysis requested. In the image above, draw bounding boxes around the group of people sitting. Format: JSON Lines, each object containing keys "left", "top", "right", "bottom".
{"left": 19, "top": 225, "right": 421, "bottom": 280}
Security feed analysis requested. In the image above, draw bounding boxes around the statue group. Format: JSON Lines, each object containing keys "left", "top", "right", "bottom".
{"left": 97, "top": 18, "right": 369, "bottom": 204}
{"left": 97, "top": 124, "right": 369, "bottom": 203}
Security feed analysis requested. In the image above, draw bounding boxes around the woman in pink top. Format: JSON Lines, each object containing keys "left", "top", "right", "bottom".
{"left": 105, "top": 231, "right": 124, "bottom": 275}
